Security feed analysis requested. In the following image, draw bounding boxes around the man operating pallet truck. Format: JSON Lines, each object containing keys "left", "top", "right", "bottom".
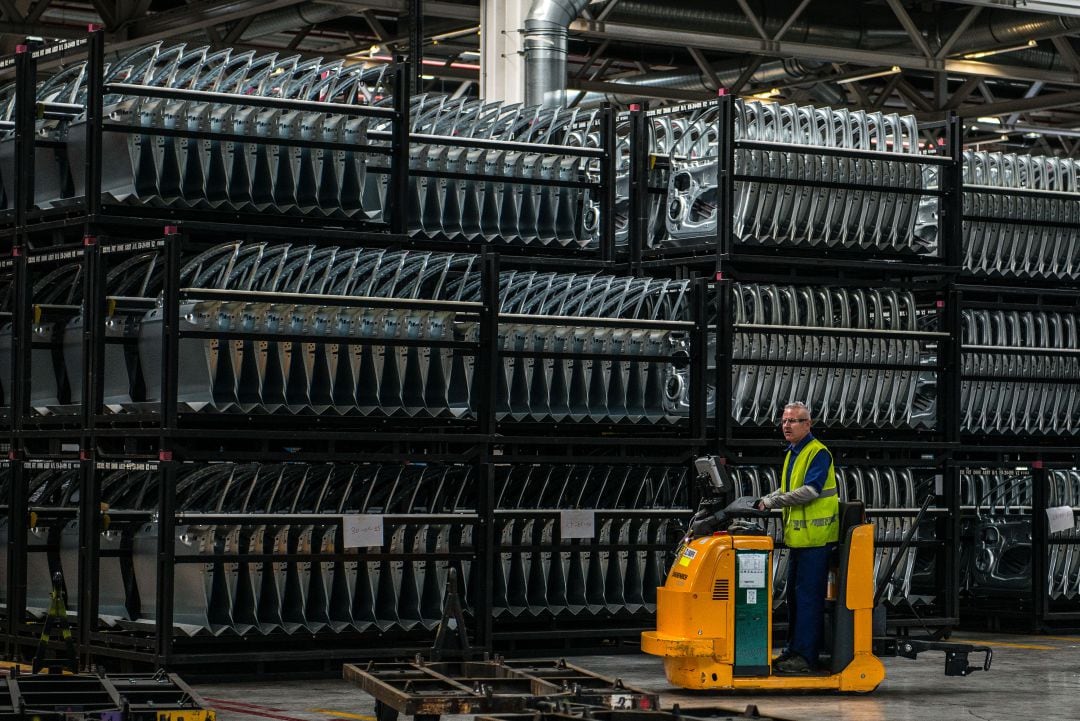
{"left": 642, "top": 403, "right": 993, "bottom": 692}
{"left": 753, "top": 401, "right": 837, "bottom": 675}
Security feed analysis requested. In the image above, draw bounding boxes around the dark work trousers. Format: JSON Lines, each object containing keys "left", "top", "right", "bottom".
{"left": 785, "top": 543, "right": 834, "bottom": 666}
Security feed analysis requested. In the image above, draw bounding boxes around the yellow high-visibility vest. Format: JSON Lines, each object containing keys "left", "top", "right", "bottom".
{"left": 781, "top": 438, "right": 839, "bottom": 548}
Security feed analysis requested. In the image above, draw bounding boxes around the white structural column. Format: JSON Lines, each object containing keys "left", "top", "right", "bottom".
{"left": 480, "top": 0, "right": 528, "bottom": 104}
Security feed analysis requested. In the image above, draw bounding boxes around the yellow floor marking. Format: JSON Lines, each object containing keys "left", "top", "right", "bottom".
{"left": 951, "top": 638, "right": 1057, "bottom": 651}
{"left": 309, "top": 710, "right": 376, "bottom": 721}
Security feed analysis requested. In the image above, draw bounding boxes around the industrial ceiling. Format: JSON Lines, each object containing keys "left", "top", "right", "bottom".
{"left": 4, "top": 0, "right": 1080, "bottom": 154}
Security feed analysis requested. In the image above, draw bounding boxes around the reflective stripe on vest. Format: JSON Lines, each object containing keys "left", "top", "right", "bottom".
{"left": 780, "top": 437, "right": 839, "bottom": 548}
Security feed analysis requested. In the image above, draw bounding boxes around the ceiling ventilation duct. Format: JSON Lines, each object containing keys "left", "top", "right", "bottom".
{"left": 524, "top": 0, "right": 591, "bottom": 107}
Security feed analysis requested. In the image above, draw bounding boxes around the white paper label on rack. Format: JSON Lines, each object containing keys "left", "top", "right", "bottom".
{"left": 1046, "top": 506, "right": 1076, "bottom": 535}
{"left": 342, "top": 514, "right": 384, "bottom": 548}
{"left": 747, "top": 589, "right": 758, "bottom": 605}
{"left": 934, "top": 474, "right": 944, "bottom": 496}
{"left": 738, "top": 553, "right": 767, "bottom": 588}
{"left": 560, "top": 510, "right": 596, "bottom": 539}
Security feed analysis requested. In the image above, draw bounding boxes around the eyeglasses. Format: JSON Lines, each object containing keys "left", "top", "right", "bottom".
{"left": 780, "top": 418, "right": 809, "bottom": 425}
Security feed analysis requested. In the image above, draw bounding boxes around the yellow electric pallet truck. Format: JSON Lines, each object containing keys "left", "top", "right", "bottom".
{"left": 642, "top": 457, "right": 992, "bottom": 693}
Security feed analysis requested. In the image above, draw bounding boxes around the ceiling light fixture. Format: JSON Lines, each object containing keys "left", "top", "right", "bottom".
{"left": 835, "top": 66, "right": 902, "bottom": 85}
{"left": 430, "top": 25, "right": 481, "bottom": 42}
{"left": 961, "top": 39, "right": 1037, "bottom": 60}
{"left": 747, "top": 88, "right": 781, "bottom": 100}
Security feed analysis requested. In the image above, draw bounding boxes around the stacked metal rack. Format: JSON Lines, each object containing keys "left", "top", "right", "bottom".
{"left": 955, "top": 286, "right": 1080, "bottom": 629}
{"left": 954, "top": 140, "right": 1080, "bottom": 632}
{"left": 4, "top": 25, "right": 1078, "bottom": 671}
{"left": 0, "top": 29, "right": 708, "bottom": 672}
{"left": 619, "top": 93, "right": 965, "bottom": 635}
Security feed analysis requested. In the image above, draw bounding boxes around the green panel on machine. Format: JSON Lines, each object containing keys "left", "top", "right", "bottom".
{"left": 733, "top": 549, "right": 769, "bottom": 676}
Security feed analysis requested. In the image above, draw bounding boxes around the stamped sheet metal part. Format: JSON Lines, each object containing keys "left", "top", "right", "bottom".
{"left": 962, "top": 151, "right": 1080, "bottom": 281}
{"left": 654, "top": 100, "right": 939, "bottom": 256}
{"left": 0, "top": 461, "right": 688, "bottom": 636}
{"left": 20, "top": 242, "right": 701, "bottom": 423}
{"left": 961, "top": 469, "right": 1080, "bottom": 602}
{"left": 730, "top": 283, "right": 939, "bottom": 431}
{"left": 0, "top": 42, "right": 607, "bottom": 250}
{"left": 728, "top": 465, "right": 937, "bottom": 611}
{"left": 961, "top": 309, "right": 1080, "bottom": 436}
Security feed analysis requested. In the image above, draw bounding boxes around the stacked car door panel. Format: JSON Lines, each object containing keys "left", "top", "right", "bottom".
{"left": 960, "top": 469, "right": 1080, "bottom": 604}
{"left": 645, "top": 100, "right": 941, "bottom": 257}
{"left": 1, "top": 461, "right": 481, "bottom": 638}
{"left": 0, "top": 261, "right": 84, "bottom": 419}
{"left": 0, "top": 42, "right": 615, "bottom": 252}
{"left": 491, "top": 464, "right": 689, "bottom": 622}
{"left": 61, "top": 242, "right": 703, "bottom": 425}
{"left": 730, "top": 464, "right": 943, "bottom": 614}
{"left": 962, "top": 152, "right": 1080, "bottom": 281}
{"left": 961, "top": 308, "right": 1080, "bottom": 436}
{"left": 728, "top": 282, "right": 941, "bottom": 431}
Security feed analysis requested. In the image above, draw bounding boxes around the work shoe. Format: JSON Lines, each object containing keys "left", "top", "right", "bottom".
{"left": 772, "top": 653, "right": 813, "bottom": 674}
{"left": 771, "top": 651, "right": 794, "bottom": 668}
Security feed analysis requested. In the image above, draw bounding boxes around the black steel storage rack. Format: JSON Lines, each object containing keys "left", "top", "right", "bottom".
{"left": 0, "top": 29, "right": 709, "bottom": 671}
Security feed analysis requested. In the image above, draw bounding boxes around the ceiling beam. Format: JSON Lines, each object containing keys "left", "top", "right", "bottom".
{"left": 896, "top": 77, "right": 934, "bottom": 112}
{"left": 1006, "top": 81, "right": 1044, "bottom": 126}
{"left": 935, "top": 5, "right": 981, "bottom": 60}
{"left": 936, "top": 0, "right": 1080, "bottom": 19}
{"left": 0, "top": 0, "right": 25, "bottom": 23}
{"left": 222, "top": 15, "right": 255, "bottom": 44}
{"left": 25, "top": 0, "right": 54, "bottom": 25}
{"left": 596, "top": 0, "right": 622, "bottom": 23}
{"left": 943, "top": 75, "right": 981, "bottom": 110}
{"left": 570, "top": 19, "right": 1080, "bottom": 85}
{"left": 924, "top": 88, "right": 1080, "bottom": 121}
{"left": 0, "top": 20, "right": 89, "bottom": 39}
{"left": 574, "top": 38, "right": 609, "bottom": 79}
{"left": 131, "top": 0, "right": 308, "bottom": 38}
{"left": 88, "top": 0, "right": 117, "bottom": 28}
{"left": 772, "top": 0, "right": 812, "bottom": 42}
{"left": 734, "top": 0, "right": 769, "bottom": 42}
{"left": 1051, "top": 36, "right": 1080, "bottom": 76}
{"left": 572, "top": 78, "right": 709, "bottom": 102}
{"left": 1008, "top": 124, "right": 1080, "bottom": 139}
{"left": 871, "top": 74, "right": 903, "bottom": 111}
{"left": 361, "top": 9, "right": 391, "bottom": 43}
{"left": 729, "top": 55, "right": 764, "bottom": 94}
{"left": 687, "top": 46, "right": 720, "bottom": 91}
{"left": 884, "top": 0, "right": 934, "bottom": 60}
{"left": 319, "top": 0, "right": 479, "bottom": 22}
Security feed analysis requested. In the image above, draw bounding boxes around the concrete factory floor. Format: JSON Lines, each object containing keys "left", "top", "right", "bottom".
{"left": 193, "top": 631, "right": 1080, "bottom": 721}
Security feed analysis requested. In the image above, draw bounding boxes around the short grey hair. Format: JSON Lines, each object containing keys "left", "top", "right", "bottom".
{"left": 783, "top": 401, "right": 812, "bottom": 418}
